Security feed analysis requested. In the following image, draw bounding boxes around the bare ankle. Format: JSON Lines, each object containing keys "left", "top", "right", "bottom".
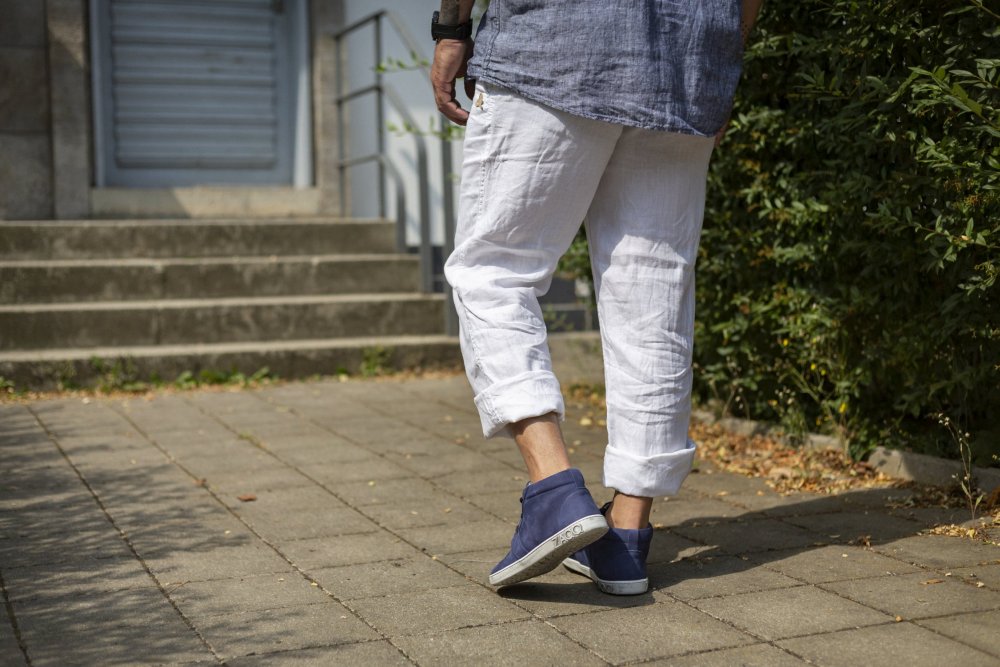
{"left": 607, "top": 492, "right": 653, "bottom": 529}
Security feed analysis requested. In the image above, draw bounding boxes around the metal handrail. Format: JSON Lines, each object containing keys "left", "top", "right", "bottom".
{"left": 332, "top": 10, "right": 458, "bottom": 335}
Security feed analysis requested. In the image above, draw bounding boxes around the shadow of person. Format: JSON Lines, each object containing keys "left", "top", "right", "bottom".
{"left": 493, "top": 483, "right": 987, "bottom": 607}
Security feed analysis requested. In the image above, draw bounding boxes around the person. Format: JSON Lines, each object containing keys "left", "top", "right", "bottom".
{"left": 431, "top": 0, "right": 762, "bottom": 594}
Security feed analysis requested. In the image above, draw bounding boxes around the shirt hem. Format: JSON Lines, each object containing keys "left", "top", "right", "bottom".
{"left": 468, "top": 71, "right": 720, "bottom": 138}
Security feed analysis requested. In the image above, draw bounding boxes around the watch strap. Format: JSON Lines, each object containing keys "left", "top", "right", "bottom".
{"left": 432, "top": 11, "right": 472, "bottom": 41}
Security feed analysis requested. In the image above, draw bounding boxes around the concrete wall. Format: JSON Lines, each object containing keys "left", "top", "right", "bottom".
{"left": 1, "top": 0, "right": 344, "bottom": 221}
{"left": 312, "top": 0, "right": 345, "bottom": 215}
{"left": 0, "top": 0, "right": 90, "bottom": 221}
{"left": 0, "top": 1, "right": 54, "bottom": 219}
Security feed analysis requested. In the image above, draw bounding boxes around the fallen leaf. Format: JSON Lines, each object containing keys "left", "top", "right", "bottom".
{"left": 194, "top": 478, "right": 207, "bottom": 487}
{"left": 894, "top": 615, "right": 903, "bottom": 622}
{"left": 976, "top": 582, "right": 986, "bottom": 588}
{"left": 921, "top": 579, "right": 945, "bottom": 585}
{"left": 579, "top": 417, "right": 593, "bottom": 426}
{"left": 368, "top": 481, "right": 376, "bottom": 487}
{"left": 716, "top": 491, "right": 729, "bottom": 497}
{"left": 311, "top": 582, "right": 319, "bottom": 587}
{"left": 237, "top": 493, "right": 257, "bottom": 502}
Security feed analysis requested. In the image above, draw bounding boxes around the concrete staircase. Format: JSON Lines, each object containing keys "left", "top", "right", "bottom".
{"left": 0, "top": 218, "right": 461, "bottom": 389}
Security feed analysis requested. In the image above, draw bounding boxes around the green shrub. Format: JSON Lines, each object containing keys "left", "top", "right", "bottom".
{"left": 694, "top": 0, "right": 999, "bottom": 461}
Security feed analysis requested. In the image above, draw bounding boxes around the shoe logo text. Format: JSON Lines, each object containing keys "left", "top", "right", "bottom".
{"left": 554, "top": 524, "right": 585, "bottom": 546}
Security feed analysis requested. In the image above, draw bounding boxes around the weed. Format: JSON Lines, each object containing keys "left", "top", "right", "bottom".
{"left": 935, "top": 412, "right": 986, "bottom": 522}
{"left": 360, "top": 346, "right": 394, "bottom": 378}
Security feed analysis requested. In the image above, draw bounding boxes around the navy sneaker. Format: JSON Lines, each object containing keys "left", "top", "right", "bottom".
{"left": 563, "top": 502, "right": 653, "bottom": 595}
{"left": 489, "top": 468, "right": 608, "bottom": 588}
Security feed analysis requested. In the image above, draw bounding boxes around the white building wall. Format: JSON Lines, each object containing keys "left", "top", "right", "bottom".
{"left": 340, "top": 1, "right": 475, "bottom": 247}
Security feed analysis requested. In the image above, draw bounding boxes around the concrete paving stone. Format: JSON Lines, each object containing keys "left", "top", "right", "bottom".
{"left": 776, "top": 621, "right": 1000, "bottom": 667}
{"left": 226, "top": 639, "right": 411, "bottom": 666}
{"left": 649, "top": 496, "right": 746, "bottom": 525}
{"left": 387, "top": 447, "right": 499, "bottom": 478}
{"left": 310, "top": 419, "right": 422, "bottom": 448}
{"left": 0, "top": 530, "right": 136, "bottom": 568}
{"left": 433, "top": 548, "right": 507, "bottom": 581}
{"left": 747, "top": 544, "right": 922, "bottom": 584}
{"left": 123, "top": 517, "right": 260, "bottom": 553}
{"left": 647, "top": 531, "right": 716, "bottom": 564}
{"left": 682, "top": 469, "right": 772, "bottom": 498}
{"left": 169, "top": 572, "right": 331, "bottom": 618}
{"left": 915, "top": 609, "right": 1000, "bottom": 658}
{"left": 395, "top": 518, "right": 515, "bottom": 556}
{"left": 172, "top": 450, "right": 285, "bottom": 478}
{"left": 949, "top": 562, "right": 1000, "bottom": 590}
{"left": 888, "top": 505, "right": 977, "bottom": 528}
{"left": 819, "top": 570, "right": 1000, "bottom": 620}
{"left": 238, "top": 505, "right": 379, "bottom": 541}
{"left": 307, "top": 458, "right": 416, "bottom": 485}
{"left": 670, "top": 518, "right": 821, "bottom": 554}
{"left": 648, "top": 643, "right": 808, "bottom": 666}
{"left": 690, "top": 584, "right": 891, "bottom": 641}
{"left": 309, "top": 555, "right": 469, "bottom": 600}
{"left": 22, "top": 625, "right": 210, "bottom": 667}
{"left": 1, "top": 557, "right": 154, "bottom": 600}
{"left": 194, "top": 602, "right": 380, "bottom": 660}
{"left": 204, "top": 468, "right": 315, "bottom": 502}
{"left": 711, "top": 490, "right": 853, "bottom": 517}
{"left": 68, "top": 448, "right": 174, "bottom": 475}
{"left": 873, "top": 534, "right": 1000, "bottom": 569}
{"left": 258, "top": 436, "right": 377, "bottom": 466}
{"left": 837, "top": 486, "right": 920, "bottom": 510}
{"left": 142, "top": 543, "right": 294, "bottom": 583}
{"left": 348, "top": 583, "right": 530, "bottom": 637}
{"left": 279, "top": 532, "right": 420, "bottom": 570}
{"left": 0, "top": 604, "right": 23, "bottom": 665}
{"left": 332, "top": 477, "right": 443, "bottom": 507}
{"left": 362, "top": 494, "right": 494, "bottom": 530}
{"left": 351, "top": 432, "right": 468, "bottom": 458}
{"left": 551, "top": 598, "right": 755, "bottom": 663}
{"left": 782, "top": 510, "right": 924, "bottom": 544}
{"left": 497, "top": 566, "right": 656, "bottom": 618}
{"left": 394, "top": 618, "right": 606, "bottom": 666}
{"left": 0, "top": 487, "right": 97, "bottom": 518}
{"left": 210, "top": 481, "right": 338, "bottom": 512}
{"left": 12, "top": 585, "right": 184, "bottom": 636}
{"left": 466, "top": 490, "right": 523, "bottom": 523}
{"left": 433, "top": 469, "right": 529, "bottom": 498}
{"left": 650, "top": 555, "right": 802, "bottom": 601}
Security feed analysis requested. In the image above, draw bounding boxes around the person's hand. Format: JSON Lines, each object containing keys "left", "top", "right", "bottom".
{"left": 432, "top": 38, "right": 475, "bottom": 125}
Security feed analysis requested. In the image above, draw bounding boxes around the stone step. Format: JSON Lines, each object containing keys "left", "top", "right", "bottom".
{"left": 0, "top": 334, "right": 463, "bottom": 390}
{"left": 0, "top": 293, "right": 445, "bottom": 351}
{"left": 0, "top": 218, "right": 396, "bottom": 260}
{"left": 0, "top": 254, "right": 420, "bottom": 304}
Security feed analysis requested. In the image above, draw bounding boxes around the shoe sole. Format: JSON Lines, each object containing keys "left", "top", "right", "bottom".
{"left": 489, "top": 514, "right": 608, "bottom": 588}
{"left": 563, "top": 556, "right": 649, "bottom": 595}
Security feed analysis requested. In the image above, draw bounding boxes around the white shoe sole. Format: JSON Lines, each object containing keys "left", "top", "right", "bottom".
{"left": 563, "top": 556, "right": 649, "bottom": 595}
{"left": 489, "top": 514, "right": 608, "bottom": 588}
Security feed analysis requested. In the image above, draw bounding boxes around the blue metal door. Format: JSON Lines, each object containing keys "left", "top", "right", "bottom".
{"left": 91, "top": 0, "right": 308, "bottom": 187}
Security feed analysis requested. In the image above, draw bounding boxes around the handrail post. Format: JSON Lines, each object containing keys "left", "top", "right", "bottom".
{"left": 335, "top": 31, "right": 346, "bottom": 217}
{"left": 374, "top": 13, "right": 386, "bottom": 220}
{"left": 441, "top": 118, "right": 458, "bottom": 335}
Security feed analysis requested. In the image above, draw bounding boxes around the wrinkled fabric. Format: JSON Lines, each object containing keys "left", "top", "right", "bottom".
{"left": 445, "top": 82, "right": 713, "bottom": 497}
{"left": 467, "top": 0, "right": 744, "bottom": 137}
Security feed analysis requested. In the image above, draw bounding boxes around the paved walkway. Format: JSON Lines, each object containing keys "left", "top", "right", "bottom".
{"left": 2, "top": 376, "right": 999, "bottom": 666}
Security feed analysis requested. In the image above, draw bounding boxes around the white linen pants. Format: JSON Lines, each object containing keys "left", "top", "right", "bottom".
{"left": 444, "top": 83, "right": 715, "bottom": 497}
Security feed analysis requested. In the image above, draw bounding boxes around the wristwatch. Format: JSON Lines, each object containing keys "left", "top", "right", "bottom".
{"left": 431, "top": 10, "right": 472, "bottom": 41}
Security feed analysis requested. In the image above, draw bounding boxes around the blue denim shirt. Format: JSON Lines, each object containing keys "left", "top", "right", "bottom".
{"left": 467, "top": 0, "right": 744, "bottom": 137}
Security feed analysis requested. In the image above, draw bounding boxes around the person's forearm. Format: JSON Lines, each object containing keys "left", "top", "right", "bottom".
{"left": 439, "top": 0, "right": 475, "bottom": 26}
{"left": 741, "top": 0, "right": 763, "bottom": 44}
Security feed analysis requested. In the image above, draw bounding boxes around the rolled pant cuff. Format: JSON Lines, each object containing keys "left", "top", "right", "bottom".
{"left": 474, "top": 370, "right": 565, "bottom": 439}
{"left": 602, "top": 440, "right": 696, "bottom": 497}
